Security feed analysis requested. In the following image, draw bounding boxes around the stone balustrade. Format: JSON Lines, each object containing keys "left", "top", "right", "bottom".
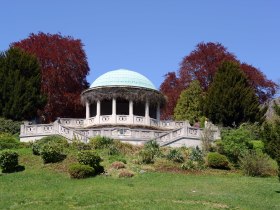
{"left": 20, "top": 117, "right": 220, "bottom": 147}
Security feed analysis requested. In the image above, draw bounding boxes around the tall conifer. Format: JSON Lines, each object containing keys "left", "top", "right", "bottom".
{"left": 0, "top": 47, "right": 46, "bottom": 120}
{"left": 205, "top": 61, "right": 261, "bottom": 127}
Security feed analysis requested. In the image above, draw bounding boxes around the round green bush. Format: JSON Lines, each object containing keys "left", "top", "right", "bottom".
{"left": 0, "top": 133, "right": 20, "bottom": 150}
{"left": 77, "top": 150, "right": 104, "bottom": 174}
{"left": 0, "top": 150, "right": 19, "bottom": 172}
{"left": 68, "top": 163, "right": 95, "bottom": 179}
{"left": 77, "top": 150, "right": 101, "bottom": 167}
{"left": 32, "top": 135, "right": 68, "bottom": 155}
{"left": 207, "top": 152, "right": 230, "bottom": 170}
{"left": 40, "top": 142, "right": 66, "bottom": 163}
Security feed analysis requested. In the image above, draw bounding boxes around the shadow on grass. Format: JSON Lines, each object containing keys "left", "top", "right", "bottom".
{"left": 275, "top": 191, "right": 280, "bottom": 194}
{"left": 1, "top": 165, "right": 25, "bottom": 173}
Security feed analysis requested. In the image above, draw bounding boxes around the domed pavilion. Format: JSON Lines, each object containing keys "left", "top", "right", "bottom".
{"left": 20, "top": 69, "right": 220, "bottom": 147}
{"left": 81, "top": 69, "right": 166, "bottom": 127}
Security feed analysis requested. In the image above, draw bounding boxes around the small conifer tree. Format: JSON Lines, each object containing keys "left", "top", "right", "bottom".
{"left": 174, "top": 80, "right": 204, "bottom": 125}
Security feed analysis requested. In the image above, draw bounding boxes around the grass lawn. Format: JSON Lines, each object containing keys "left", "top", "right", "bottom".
{"left": 0, "top": 148, "right": 279, "bottom": 210}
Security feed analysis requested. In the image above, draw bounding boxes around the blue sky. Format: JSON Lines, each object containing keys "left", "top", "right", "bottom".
{"left": 1, "top": 1, "right": 279, "bottom": 90}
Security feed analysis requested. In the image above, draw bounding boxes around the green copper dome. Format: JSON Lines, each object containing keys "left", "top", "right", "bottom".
{"left": 90, "top": 69, "right": 156, "bottom": 90}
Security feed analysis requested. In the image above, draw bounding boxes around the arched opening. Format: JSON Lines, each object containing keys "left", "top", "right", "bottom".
{"left": 101, "top": 99, "right": 112, "bottom": 115}
{"left": 133, "top": 102, "right": 145, "bottom": 116}
{"left": 116, "top": 99, "right": 129, "bottom": 115}
{"left": 149, "top": 105, "right": 157, "bottom": 119}
{"left": 90, "top": 103, "right": 96, "bottom": 117}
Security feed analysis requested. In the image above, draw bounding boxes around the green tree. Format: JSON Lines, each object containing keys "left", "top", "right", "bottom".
{"left": 0, "top": 47, "right": 46, "bottom": 120}
{"left": 204, "top": 61, "right": 262, "bottom": 127}
{"left": 262, "top": 103, "right": 280, "bottom": 180}
{"left": 174, "top": 80, "right": 204, "bottom": 124}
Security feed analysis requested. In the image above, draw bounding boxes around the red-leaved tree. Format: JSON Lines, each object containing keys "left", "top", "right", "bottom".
{"left": 160, "top": 42, "right": 277, "bottom": 120}
{"left": 159, "top": 72, "right": 183, "bottom": 120}
{"left": 12, "top": 32, "right": 90, "bottom": 122}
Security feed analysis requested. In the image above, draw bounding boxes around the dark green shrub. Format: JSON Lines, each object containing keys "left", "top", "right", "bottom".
{"left": 40, "top": 142, "right": 66, "bottom": 163}
{"left": 239, "top": 151, "right": 278, "bottom": 177}
{"left": 167, "top": 149, "right": 184, "bottom": 163}
{"left": 77, "top": 150, "right": 104, "bottom": 174}
{"left": 32, "top": 135, "right": 68, "bottom": 155}
{"left": 0, "top": 150, "right": 19, "bottom": 172}
{"left": 0, "top": 118, "right": 21, "bottom": 135}
{"left": 207, "top": 152, "right": 230, "bottom": 170}
{"left": 0, "top": 133, "right": 20, "bottom": 150}
{"left": 68, "top": 163, "right": 95, "bottom": 179}
{"left": 89, "top": 136, "right": 114, "bottom": 149}
{"left": 77, "top": 150, "right": 101, "bottom": 167}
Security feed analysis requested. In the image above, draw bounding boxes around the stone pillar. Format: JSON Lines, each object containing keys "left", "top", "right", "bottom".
{"left": 129, "top": 100, "right": 133, "bottom": 123}
{"left": 86, "top": 101, "right": 90, "bottom": 119}
{"left": 145, "top": 100, "right": 150, "bottom": 125}
{"left": 112, "top": 98, "right": 117, "bottom": 123}
{"left": 96, "top": 100, "right": 101, "bottom": 123}
{"left": 156, "top": 103, "right": 160, "bottom": 121}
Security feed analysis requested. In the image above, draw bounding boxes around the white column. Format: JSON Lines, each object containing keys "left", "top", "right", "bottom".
{"left": 156, "top": 103, "right": 160, "bottom": 121}
{"left": 86, "top": 101, "right": 90, "bottom": 119}
{"left": 129, "top": 100, "right": 133, "bottom": 124}
{"left": 96, "top": 100, "right": 101, "bottom": 123}
{"left": 112, "top": 98, "right": 117, "bottom": 123}
{"left": 145, "top": 100, "right": 150, "bottom": 125}
{"left": 97, "top": 100, "right": 101, "bottom": 116}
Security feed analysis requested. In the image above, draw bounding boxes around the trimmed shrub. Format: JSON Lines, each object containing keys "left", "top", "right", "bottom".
{"left": 111, "top": 161, "right": 125, "bottom": 169}
{"left": 118, "top": 170, "right": 134, "bottom": 178}
{"left": 0, "top": 118, "right": 21, "bottom": 135}
{"left": 40, "top": 143, "right": 66, "bottom": 163}
{"left": 68, "top": 163, "right": 95, "bottom": 179}
{"left": 207, "top": 152, "right": 230, "bottom": 170}
{"left": 0, "top": 133, "right": 20, "bottom": 150}
{"left": 167, "top": 149, "right": 184, "bottom": 163}
{"left": 89, "top": 136, "right": 114, "bottom": 149}
{"left": 77, "top": 150, "right": 104, "bottom": 174}
{"left": 239, "top": 151, "right": 278, "bottom": 177}
{"left": 0, "top": 150, "right": 19, "bottom": 172}
{"left": 32, "top": 135, "right": 68, "bottom": 155}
